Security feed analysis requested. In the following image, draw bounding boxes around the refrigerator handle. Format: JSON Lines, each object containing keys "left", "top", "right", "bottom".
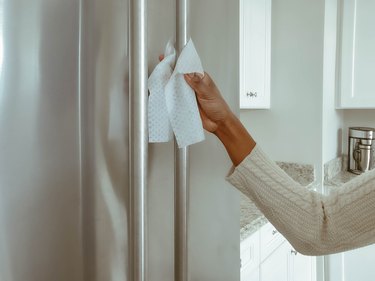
{"left": 175, "top": 1, "right": 190, "bottom": 281}
{"left": 129, "top": 0, "right": 148, "bottom": 280}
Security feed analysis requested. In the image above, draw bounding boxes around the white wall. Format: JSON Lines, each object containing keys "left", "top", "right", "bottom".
{"left": 240, "top": 0, "right": 326, "bottom": 182}
{"left": 322, "top": 0, "right": 344, "bottom": 164}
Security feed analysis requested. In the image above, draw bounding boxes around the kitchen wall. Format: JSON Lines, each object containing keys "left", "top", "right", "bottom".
{"left": 322, "top": 0, "right": 344, "bottom": 164}
{"left": 240, "top": 0, "right": 326, "bottom": 183}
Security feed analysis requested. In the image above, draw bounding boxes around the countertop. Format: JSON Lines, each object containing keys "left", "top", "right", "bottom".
{"left": 325, "top": 171, "right": 357, "bottom": 188}
{"left": 323, "top": 155, "right": 358, "bottom": 191}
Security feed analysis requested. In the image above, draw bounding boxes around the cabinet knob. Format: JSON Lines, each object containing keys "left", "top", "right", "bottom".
{"left": 246, "top": 91, "right": 258, "bottom": 98}
{"left": 291, "top": 249, "right": 298, "bottom": 256}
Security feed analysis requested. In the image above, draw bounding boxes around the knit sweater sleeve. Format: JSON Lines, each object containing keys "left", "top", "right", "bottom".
{"left": 227, "top": 145, "right": 375, "bottom": 256}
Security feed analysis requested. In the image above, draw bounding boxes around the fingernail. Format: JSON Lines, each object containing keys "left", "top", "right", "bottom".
{"left": 197, "top": 72, "right": 204, "bottom": 79}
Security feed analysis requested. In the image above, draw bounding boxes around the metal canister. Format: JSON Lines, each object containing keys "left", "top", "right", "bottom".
{"left": 348, "top": 127, "right": 375, "bottom": 174}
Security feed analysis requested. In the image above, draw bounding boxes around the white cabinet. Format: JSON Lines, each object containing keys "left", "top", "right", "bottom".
{"left": 260, "top": 222, "right": 284, "bottom": 261}
{"left": 240, "top": 230, "right": 260, "bottom": 273}
{"left": 260, "top": 240, "right": 316, "bottom": 281}
{"left": 240, "top": 223, "right": 316, "bottom": 281}
{"left": 240, "top": 0, "right": 271, "bottom": 109}
{"left": 286, "top": 242, "right": 316, "bottom": 281}
{"left": 344, "top": 244, "right": 375, "bottom": 280}
{"left": 260, "top": 241, "right": 289, "bottom": 281}
{"left": 241, "top": 265, "right": 260, "bottom": 281}
{"left": 337, "top": 0, "right": 375, "bottom": 108}
{"left": 327, "top": 244, "right": 375, "bottom": 281}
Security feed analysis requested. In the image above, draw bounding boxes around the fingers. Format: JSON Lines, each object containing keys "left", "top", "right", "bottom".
{"left": 184, "top": 72, "right": 213, "bottom": 94}
{"left": 159, "top": 54, "right": 164, "bottom": 62}
{"left": 185, "top": 72, "right": 205, "bottom": 82}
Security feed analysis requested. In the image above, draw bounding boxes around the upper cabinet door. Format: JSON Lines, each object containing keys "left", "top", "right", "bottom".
{"left": 338, "top": 0, "right": 375, "bottom": 108}
{"left": 240, "top": 0, "right": 271, "bottom": 109}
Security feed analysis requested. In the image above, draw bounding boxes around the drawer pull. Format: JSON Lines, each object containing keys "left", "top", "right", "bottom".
{"left": 291, "top": 249, "right": 298, "bottom": 256}
{"left": 272, "top": 229, "right": 278, "bottom": 235}
{"left": 246, "top": 91, "right": 258, "bottom": 98}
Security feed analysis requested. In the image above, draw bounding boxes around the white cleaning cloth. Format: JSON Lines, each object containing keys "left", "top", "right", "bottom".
{"left": 148, "top": 39, "right": 205, "bottom": 148}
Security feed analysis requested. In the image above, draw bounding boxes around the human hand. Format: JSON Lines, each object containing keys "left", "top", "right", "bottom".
{"left": 158, "top": 55, "right": 255, "bottom": 165}
{"left": 158, "top": 55, "right": 234, "bottom": 134}
{"left": 184, "top": 72, "right": 255, "bottom": 165}
{"left": 183, "top": 72, "right": 234, "bottom": 134}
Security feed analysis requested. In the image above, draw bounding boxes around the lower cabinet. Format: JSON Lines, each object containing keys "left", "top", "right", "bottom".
{"left": 260, "top": 241, "right": 289, "bottom": 281}
{"left": 286, "top": 241, "right": 316, "bottom": 281}
{"left": 240, "top": 223, "right": 316, "bottom": 281}
{"left": 327, "top": 244, "right": 375, "bottom": 281}
{"left": 241, "top": 265, "right": 260, "bottom": 281}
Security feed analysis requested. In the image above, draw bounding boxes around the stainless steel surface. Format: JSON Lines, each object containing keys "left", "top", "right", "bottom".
{"left": 0, "top": 1, "right": 240, "bottom": 280}
{"left": 348, "top": 127, "right": 375, "bottom": 174}
{"left": 175, "top": 1, "right": 189, "bottom": 281}
{"left": 174, "top": 148, "right": 189, "bottom": 281}
{"left": 349, "top": 127, "right": 375, "bottom": 140}
{"left": 130, "top": 0, "right": 148, "bottom": 280}
{"left": 0, "top": 0, "right": 83, "bottom": 280}
{"left": 349, "top": 137, "right": 358, "bottom": 173}
{"left": 80, "top": 0, "right": 129, "bottom": 280}
{"left": 0, "top": 0, "right": 130, "bottom": 280}
{"left": 177, "top": 0, "right": 189, "bottom": 45}
{"left": 355, "top": 144, "right": 373, "bottom": 171}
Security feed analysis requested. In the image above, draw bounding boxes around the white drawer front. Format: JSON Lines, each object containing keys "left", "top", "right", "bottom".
{"left": 260, "top": 223, "right": 285, "bottom": 262}
{"left": 240, "top": 230, "right": 260, "bottom": 272}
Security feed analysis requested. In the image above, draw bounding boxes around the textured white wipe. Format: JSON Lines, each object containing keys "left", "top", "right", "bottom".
{"left": 148, "top": 39, "right": 205, "bottom": 148}
{"left": 148, "top": 41, "right": 175, "bottom": 143}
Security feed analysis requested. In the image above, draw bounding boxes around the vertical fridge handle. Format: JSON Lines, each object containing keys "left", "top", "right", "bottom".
{"left": 129, "top": 0, "right": 148, "bottom": 280}
{"left": 175, "top": 1, "right": 189, "bottom": 281}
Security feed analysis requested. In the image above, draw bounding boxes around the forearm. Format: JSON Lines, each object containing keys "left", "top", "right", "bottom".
{"left": 214, "top": 113, "right": 256, "bottom": 166}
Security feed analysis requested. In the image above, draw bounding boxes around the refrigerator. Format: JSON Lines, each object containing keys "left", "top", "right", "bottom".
{"left": 0, "top": 0, "right": 240, "bottom": 280}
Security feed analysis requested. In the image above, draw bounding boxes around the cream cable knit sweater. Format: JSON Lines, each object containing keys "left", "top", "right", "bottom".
{"left": 227, "top": 145, "right": 375, "bottom": 256}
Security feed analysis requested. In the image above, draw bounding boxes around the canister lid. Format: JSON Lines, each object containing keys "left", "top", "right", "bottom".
{"left": 349, "top": 127, "right": 375, "bottom": 139}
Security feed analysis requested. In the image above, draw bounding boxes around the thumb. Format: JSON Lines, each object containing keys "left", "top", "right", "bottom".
{"left": 184, "top": 72, "right": 211, "bottom": 94}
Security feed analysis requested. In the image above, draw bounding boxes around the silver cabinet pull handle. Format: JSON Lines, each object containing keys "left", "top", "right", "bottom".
{"left": 291, "top": 249, "right": 298, "bottom": 255}
{"left": 246, "top": 91, "right": 258, "bottom": 97}
{"left": 272, "top": 229, "right": 278, "bottom": 235}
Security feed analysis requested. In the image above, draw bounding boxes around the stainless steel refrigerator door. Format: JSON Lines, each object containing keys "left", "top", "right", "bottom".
{"left": 0, "top": 0, "right": 130, "bottom": 280}
{"left": 0, "top": 0, "right": 239, "bottom": 280}
{"left": 0, "top": 0, "right": 83, "bottom": 280}
{"left": 81, "top": 0, "right": 129, "bottom": 280}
